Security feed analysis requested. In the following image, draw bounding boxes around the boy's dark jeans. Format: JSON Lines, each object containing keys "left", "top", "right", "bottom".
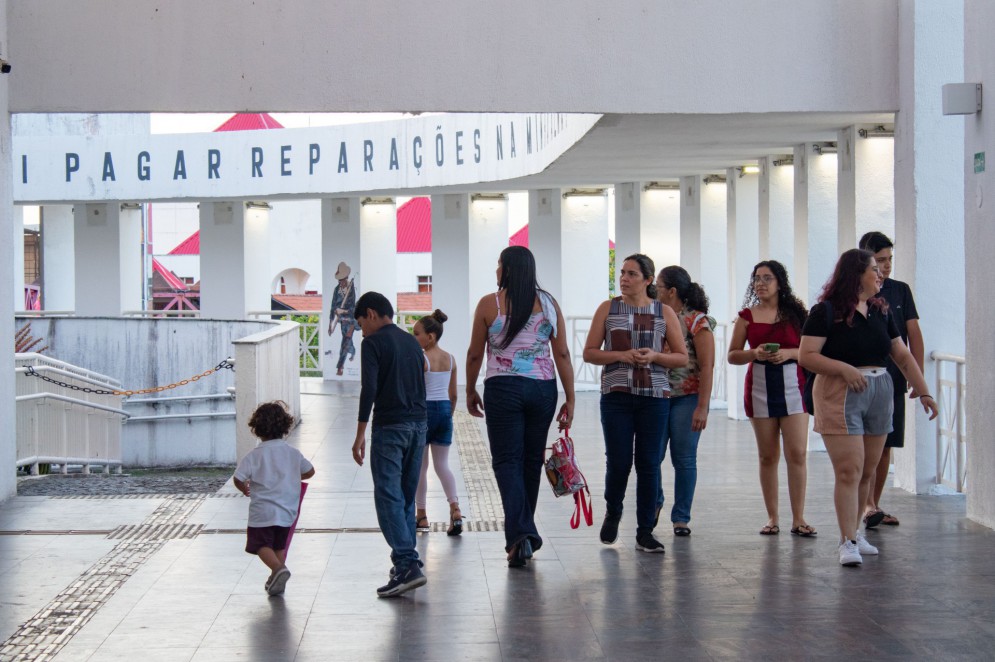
{"left": 370, "top": 420, "right": 427, "bottom": 571}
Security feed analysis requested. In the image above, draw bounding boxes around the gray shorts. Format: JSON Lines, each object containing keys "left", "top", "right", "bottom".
{"left": 812, "top": 368, "right": 895, "bottom": 436}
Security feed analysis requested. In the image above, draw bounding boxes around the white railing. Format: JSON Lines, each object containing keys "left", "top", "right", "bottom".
{"left": 931, "top": 351, "right": 967, "bottom": 493}
{"left": 14, "top": 353, "right": 127, "bottom": 475}
{"left": 248, "top": 310, "right": 322, "bottom": 377}
{"left": 396, "top": 310, "right": 432, "bottom": 334}
{"left": 711, "top": 322, "right": 729, "bottom": 406}
{"left": 122, "top": 309, "right": 201, "bottom": 318}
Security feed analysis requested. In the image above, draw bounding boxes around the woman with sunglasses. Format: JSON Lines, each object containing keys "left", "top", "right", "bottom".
{"left": 728, "top": 260, "right": 816, "bottom": 538}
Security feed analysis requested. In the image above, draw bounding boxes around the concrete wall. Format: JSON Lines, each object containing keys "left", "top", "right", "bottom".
{"left": 1, "top": 0, "right": 15, "bottom": 500}
{"left": 965, "top": 0, "right": 995, "bottom": 528}
{"left": 8, "top": 1, "right": 899, "bottom": 114}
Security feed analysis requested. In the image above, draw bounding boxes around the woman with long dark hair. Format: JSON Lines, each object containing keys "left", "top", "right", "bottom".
{"left": 466, "top": 246, "right": 575, "bottom": 568}
{"left": 584, "top": 254, "right": 687, "bottom": 553}
{"left": 655, "top": 266, "right": 715, "bottom": 536}
{"left": 799, "top": 249, "right": 936, "bottom": 567}
{"left": 728, "top": 260, "right": 816, "bottom": 537}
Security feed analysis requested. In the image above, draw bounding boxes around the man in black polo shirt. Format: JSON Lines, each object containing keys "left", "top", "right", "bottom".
{"left": 858, "top": 232, "right": 925, "bottom": 528}
{"left": 351, "top": 291, "right": 428, "bottom": 597}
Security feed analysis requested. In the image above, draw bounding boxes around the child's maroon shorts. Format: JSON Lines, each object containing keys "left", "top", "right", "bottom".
{"left": 245, "top": 525, "right": 291, "bottom": 554}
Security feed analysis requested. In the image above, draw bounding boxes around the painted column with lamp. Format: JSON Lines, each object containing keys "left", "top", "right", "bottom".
{"left": 836, "top": 124, "right": 896, "bottom": 252}
{"left": 724, "top": 167, "right": 759, "bottom": 420}
{"left": 39, "top": 205, "right": 75, "bottom": 312}
{"left": 320, "top": 197, "right": 362, "bottom": 380}
{"left": 614, "top": 181, "right": 680, "bottom": 278}
{"left": 760, "top": 155, "right": 795, "bottom": 269}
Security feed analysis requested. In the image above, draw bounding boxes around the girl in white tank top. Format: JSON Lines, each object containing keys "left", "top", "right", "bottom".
{"left": 412, "top": 310, "right": 463, "bottom": 535}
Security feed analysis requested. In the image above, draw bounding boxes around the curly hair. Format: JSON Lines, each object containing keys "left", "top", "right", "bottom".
{"left": 818, "top": 248, "right": 888, "bottom": 325}
{"left": 741, "top": 260, "right": 808, "bottom": 330}
{"left": 416, "top": 309, "right": 448, "bottom": 341}
{"left": 249, "top": 400, "right": 294, "bottom": 441}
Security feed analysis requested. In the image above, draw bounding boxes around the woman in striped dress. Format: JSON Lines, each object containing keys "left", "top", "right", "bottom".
{"left": 584, "top": 254, "right": 687, "bottom": 553}
{"left": 727, "top": 260, "right": 816, "bottom": 537}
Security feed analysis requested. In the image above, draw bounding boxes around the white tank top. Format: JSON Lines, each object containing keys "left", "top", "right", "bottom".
{"left": 424, "top": 353, "right": 454, "bottom": 401}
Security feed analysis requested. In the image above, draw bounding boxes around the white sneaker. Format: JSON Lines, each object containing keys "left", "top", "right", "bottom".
{"left": 838, "top": 540, "right": 862, "bottom": 567}
{"left": 856, "top": 532, "right": 879, "bottom": 556}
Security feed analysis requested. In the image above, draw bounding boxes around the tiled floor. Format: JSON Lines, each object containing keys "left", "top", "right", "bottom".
{"left": 2, "top": 387, "right": 993, "bottom": 661}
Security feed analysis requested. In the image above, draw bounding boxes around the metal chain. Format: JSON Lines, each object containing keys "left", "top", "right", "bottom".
{"left": 23, "top": 359, "right": 234, "bottom": 397}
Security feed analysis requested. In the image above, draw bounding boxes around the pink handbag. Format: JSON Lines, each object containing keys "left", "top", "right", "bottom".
{"left": 544, "top": 429, "right": 594, "bottom": 529}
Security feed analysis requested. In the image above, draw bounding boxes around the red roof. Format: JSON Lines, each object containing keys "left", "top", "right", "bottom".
{"left": 396, "top": 197, "right": 431, "bottom": 253}
{"left": 168, "top": 231, "right": 200, "bottom": 255}
{"left": 213, "top": 113, "right": 284, "bottom": 132}
{"left": 272, "top": 294, "right": 323, "bottom": 311}
{"left": 397, "top": 293, "right": 432, "bottom": 311}
{"left": 152, "top": 258, "right": 187, "bottom": 290}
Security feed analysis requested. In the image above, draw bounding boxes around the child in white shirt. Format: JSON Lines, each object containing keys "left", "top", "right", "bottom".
{"left": 233, "top": 401, "right": 315, "bottom": 596}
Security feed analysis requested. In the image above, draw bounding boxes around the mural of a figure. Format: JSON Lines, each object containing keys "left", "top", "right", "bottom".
{"left": 327, "top": 262, "right": 357, "bottom": 376}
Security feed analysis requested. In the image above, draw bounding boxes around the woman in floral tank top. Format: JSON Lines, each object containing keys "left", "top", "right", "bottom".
{"left": 655, "top": 266, "right": 716, "bottom": 536}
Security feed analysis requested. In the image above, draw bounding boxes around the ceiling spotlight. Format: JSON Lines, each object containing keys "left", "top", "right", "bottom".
{"left": 813, "top": 142, "right": 838, "bottom": 155}
{"left": 739, "top": 165, "right": 760, "bottom": 176}
{"left": 360, "top": 197, "right": 394, "bottom": 206}
{"left": 643, "top": 181, "right": 680, "bottom": 191}
{"left": 562, "top": 188, "right": 607, "bottom": 198}
{"left": 471, "top": 193, "right": 508, "bottom": 202}
{"left": 858, "top": 125, "right": 895, "bottom": 139}
{"left": 245, "top": 201, "right": 272, "bottom": 210}
{"left": 703, "top": 175, "right": 727, "bottom": 185}
{"left": 772, "top": 155, "right": 794, "bottom": 167}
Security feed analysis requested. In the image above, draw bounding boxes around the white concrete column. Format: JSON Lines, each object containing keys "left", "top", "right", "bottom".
{"left": 1, "top": 18, "right": 15, "bottom": 500}
{"left": 895, "top": 0, "right": 965, "bottom": 496}
{"left": 199, "top": 202, "right": 271, "bottom": 320}
{"left": 360, "top": 199, "right": 398, "bottom": 311}
{"left": 838, "top": 126, "right": 896, "bottom": 251}
{"left": 614, "top": 182, "right": 680, "bottom": 273}
{"left": 13, "top": 206, "right": 25, "bottom": 309}
{"left": 560, "top": 189, "right": 610, "bottom": 319}
{"left": 801, "top": 147, "right": 839, "bottom": 306}
{"left": 679, "top": 176, "right": 702, "bottom": 279}
{"left": 528, "top": 189, "right": 562, "bottom": 301}
{"left": 40, "top": 205, "right": 75, "bottom": 311}
{"left": 793, "top": 145, "right": 811, "bottom": 303}
{"left": 320, "top": 197, "right": 361, "bottom": 380}
{"left": 760, "top": 156, "right": 795, "bottom": 267}
{"left": 966, "top": 0, "right": 995, "bottom": 527}
{"left": 72, "top": 203, "right": 143, "bottom": 316}
{"left": 431, "top": 193, "right": 508, "bottom": 386}
{"left": 699, "top": 177, "right": 729, "bottom": 407}
{"left": 725, "top": 169, "right": 760, "bottom": 420}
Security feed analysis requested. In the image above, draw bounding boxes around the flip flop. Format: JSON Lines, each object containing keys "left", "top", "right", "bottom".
{"left": 863, "top": 510, "right": 886, "bottom": 529}
{"left": 881, "top": 513, "right": 900, "bottom": 526}
{"left": 790, "top": 524, "right": 817, "bottom": 537}
{"left": 673, "top": 526, "right": 691, "bottom": 537}
{"left": 759, "top": 524, "right": 780, "bottom": 535}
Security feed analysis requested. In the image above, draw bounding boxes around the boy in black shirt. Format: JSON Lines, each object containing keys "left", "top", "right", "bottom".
{"left": 858, "top": 232, "right": 925, "bottom": 528}
{"left": 351, "top": 291, "right": 428, "bottom": 597}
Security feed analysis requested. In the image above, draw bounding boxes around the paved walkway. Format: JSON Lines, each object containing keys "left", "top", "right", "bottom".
{"left": 2, "top": 387, "right": 993, "bottom": 661}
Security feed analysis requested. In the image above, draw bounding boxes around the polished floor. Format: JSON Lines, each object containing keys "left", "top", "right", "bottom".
{"left": 1, "top": 387, "right": 992, "bottom": 661}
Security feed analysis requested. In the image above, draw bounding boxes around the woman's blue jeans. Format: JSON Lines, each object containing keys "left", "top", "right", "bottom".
{"left": 601, "top": 391, "right": 669, "bottom": 536}
{"left": 483, "top": 376, "right": 558, "bottom": 551}
{"left": 656, "top": 393, "right": 701, "bottom": 525}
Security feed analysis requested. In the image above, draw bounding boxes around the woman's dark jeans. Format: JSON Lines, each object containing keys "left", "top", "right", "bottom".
{"left": 601, "top": 391, "right": 669, "bottom": 536}
{"left": 483, "top": 376, "right": 558, "bottom": 551}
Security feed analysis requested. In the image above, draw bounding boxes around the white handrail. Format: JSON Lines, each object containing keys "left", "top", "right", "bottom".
{"left": 126, "top": 412, "right": 236, "bottom": 422}
{"left": 16, "top": 353, "right": 123, "bottom": 387}
{"left": 15, "top": 392, "right": 130, "bottom": 418}
{"left": 930, "top": 350, "right": 967, "bottom": 493}
{"left": 14, "top": 365, "right": 121, "bottom": 391}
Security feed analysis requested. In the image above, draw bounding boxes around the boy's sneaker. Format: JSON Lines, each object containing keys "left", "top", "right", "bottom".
{"left": 635, "top": 534, "right": 666, "bottom": 553}
{"left": 600, "top": 515, "right": 620, "bottom": 545}
{"left": 856, "top": 531, "right": 879, "bottom": 556}
{"left": 377, "top": 565, "right": 427, "bottom": 598}
{"left": 267, "top": 567, "right": 291, "bottom": 595}
{"left": 838, "top": 540, "right": 862, "bottom": 567}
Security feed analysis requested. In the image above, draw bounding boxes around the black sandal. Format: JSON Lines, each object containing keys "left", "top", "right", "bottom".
{"left": 673, "top": 526, "right": 691, "bottom": 537}
{"left": 447, "top": 506, "right": 463, "bottom": 537}
{"left": 416, "top": 515, "right": 430, "bottom": 532}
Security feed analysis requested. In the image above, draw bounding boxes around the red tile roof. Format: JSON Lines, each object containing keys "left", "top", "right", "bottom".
{"left": 397, "top": 292, "right": 432, "bottom": 311}
{"left": 168, "top": 230, "right": 200, "bottom": 255}
{"left": 272, "top": 294, "right": 323, "bottom": 312}
{"left": 152, "top": 258, "right": 187, "bottom": 290}
{"left": 397, "top": 197, "right": 431, "bottom": 253}
{"left": 213, "top": 113, "right": 284, "bottom": 132}
{"left": 508, "top": 225, "right": 614, "bottom": 249}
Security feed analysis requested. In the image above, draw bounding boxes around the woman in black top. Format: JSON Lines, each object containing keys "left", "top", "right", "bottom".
{"left": 799, "top": 249, "right": 937, "bottom": 568}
